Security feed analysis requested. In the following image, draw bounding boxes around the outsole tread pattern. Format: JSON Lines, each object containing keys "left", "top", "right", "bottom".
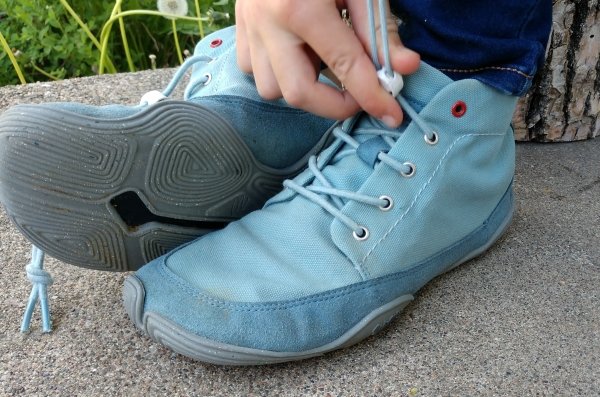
{"left": 0, "top": 100, "right": 308, "bottom": 271}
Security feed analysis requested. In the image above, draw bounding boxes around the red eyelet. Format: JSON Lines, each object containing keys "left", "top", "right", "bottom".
{"left": 451, "top": 100, "right": 467, "bottom": 117}
{"left": 210, "top": 39, "right": 223, "bottom": 48}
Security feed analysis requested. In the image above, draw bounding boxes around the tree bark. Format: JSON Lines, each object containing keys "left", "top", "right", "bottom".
{"left": 513, "top": 0, "right": 599, "bottom": 142}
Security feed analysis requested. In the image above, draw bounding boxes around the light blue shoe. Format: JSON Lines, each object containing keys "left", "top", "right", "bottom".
{"left": 124, "top": 54, "right": 519, "bottom": 364}
{"left": 0, "top": 26, "right": 334, "bottom": 272}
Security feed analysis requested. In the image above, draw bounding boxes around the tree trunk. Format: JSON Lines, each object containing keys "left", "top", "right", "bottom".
{"left": 513, "top": 0, "right": 599, "bottom": 142}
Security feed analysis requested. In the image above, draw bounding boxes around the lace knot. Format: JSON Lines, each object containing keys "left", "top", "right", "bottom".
{"left": 26, "top": 263, "right": 54, "bottom": 286}
{"left": 21, "top": 246, "right": 53, "bottom": 333}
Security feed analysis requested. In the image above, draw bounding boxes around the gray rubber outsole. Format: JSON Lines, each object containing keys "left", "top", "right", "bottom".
{"left": 123, "top": 275, "right": 414, "bottom": 366}
{"left": 0, "top": 101, "right": 326, "bottom": 271}
{"left": 123, "top": 198, "right": 515, "bottom": 365}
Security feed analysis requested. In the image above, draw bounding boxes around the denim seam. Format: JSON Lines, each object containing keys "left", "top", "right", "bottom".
{"left": 361, "top": 132, "right": 505, "bottom": 265}
{"left": 438, "top": 66, "right": 533, "bottom": 80}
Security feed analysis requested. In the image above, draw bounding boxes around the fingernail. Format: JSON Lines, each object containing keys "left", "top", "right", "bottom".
{"left": 382, "top": 115, "right": 399, "bottom": 128}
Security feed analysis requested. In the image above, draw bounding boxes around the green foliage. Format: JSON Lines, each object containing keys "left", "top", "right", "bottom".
{"left": 0, "top": 1, "right": 109, "bottom": 84}
{"left": 0, "top": 0, "right": 235, "bottom": 86}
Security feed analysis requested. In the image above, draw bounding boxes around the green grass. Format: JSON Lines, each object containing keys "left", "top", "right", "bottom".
{"left": 0, "top": 0, "right": 235, "bottom": 86}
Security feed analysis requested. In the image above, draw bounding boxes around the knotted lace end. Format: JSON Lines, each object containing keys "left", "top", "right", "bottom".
{"left": 21, "top": 246, "right": 53, "bottom": 333}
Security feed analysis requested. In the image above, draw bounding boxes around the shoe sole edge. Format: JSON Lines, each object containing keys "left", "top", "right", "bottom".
{"left": 123, "top": 275, "right": 413, "bottom": 366}
{"left": 0, "top": 101, "right": 307, "bottom": 270}
{"left": 123, "top": 184, "right": 515, "bottom": 365}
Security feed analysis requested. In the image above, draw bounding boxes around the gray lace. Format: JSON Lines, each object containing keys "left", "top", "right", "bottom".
{"left": 139, "top": 54, "right": 213, "bottom": 105}
{"left": 21, "top": 246, "right": 53, "bottom": 333}
{"left": 284, "top": 0, "right": 437, "bottom": 241}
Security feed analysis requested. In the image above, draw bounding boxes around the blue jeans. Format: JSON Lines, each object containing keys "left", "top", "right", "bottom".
{"left": 390, "top": 0, "right": 552, "bottom": 96}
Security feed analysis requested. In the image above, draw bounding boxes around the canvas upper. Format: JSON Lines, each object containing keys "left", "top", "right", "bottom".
{"left": 131, "top": 60, "right": 518, "bottom": 354}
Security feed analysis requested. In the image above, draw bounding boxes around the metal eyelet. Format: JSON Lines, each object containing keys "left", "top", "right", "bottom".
{"left": 210, "top": 38, "right": 223, "bottom": 48}
{"left": 202, "top": 73, "right": 212, "bottom": 86}
{"left": 353, "top": 227, "right": 370, "bottom": 241}
{"left": 400, "top": 162, "right": 416, "bottom": 178}
{"left": 424, "top": 131, "right": 439, "bottom": 145}
{"left": 379, "top": 195, "right": 394, "bottom": 211}
{"left": 451, "top": 100, "right": 467, "bottom": 117}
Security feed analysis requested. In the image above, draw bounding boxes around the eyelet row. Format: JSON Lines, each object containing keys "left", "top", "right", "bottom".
{"left": 351, "top": 196, "right": 394, "bottom": 241}
{"left": 201, "top": 38, "right": 223, "bottom": 86}
{"left": 351, "top": 100, "right": 468, "bottom": 242}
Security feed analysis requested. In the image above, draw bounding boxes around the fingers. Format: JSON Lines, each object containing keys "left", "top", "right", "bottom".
{"left": 289, "top": 3, "right": 404, "bottom": 126}
{"left": 236, "top": 0, "right": 363, "bottom": 119}
{"left": 235, "top": 1, "right": 252, "bottom": 73}
{"left": 236, "top": 2, "right": 284, "bottom": 100}
{"left": 264, "top": 36, "right": 361, "bottom": 119}
{"left": 235, "top": 0, "right": 416, "bottom": 126}
{"left": 382, "top": 14, "right": 421, "bottom": 75}
{"left": 247, "top": 31, "right": 281, "bottom": 100}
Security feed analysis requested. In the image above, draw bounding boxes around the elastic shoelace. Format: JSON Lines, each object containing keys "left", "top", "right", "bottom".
{"left": 284, "top": 0, "right": 438, "bottom": 241}
{"left": 21, "top": 246, "right": 52, "bottom": 333}
{"left": 20, "top": 51, "right": 215, "bottom": 333}
{"left": 139, "top": 54, "right": 214, "bottom": 105}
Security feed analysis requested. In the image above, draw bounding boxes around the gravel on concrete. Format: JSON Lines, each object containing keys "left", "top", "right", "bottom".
{"left": 0, "top": 70, "right": 599, "bottom": 396}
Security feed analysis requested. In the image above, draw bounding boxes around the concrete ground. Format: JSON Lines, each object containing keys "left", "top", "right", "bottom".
{"left": 0, "top": 70, "right": 598, "bottom": 397}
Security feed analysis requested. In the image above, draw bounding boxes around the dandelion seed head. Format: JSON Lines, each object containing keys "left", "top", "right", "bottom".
{"left": 157, "top": 0, "right": 188, "bottom": 19}
{"left": 149, "top": 54, "right": 157, "bottom": 70}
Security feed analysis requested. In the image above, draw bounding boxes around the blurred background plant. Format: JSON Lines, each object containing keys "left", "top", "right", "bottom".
{"left": 0, "top": 0, "right": 234, "bottom": 86}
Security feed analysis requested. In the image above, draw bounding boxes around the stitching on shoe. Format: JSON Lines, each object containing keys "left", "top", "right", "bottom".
{"left": 149, "top": 134, "right": 507, "bottom": 312}
{"left": 212, "top": 48, "right": 229, "bottom": 95}
{"left": 437, "top": 66, "right": 533, "bottom": 79}
{"left": 157, "top": 256, "right": 423, "bottom": 312}
{"left": 361, "top": 132, "right": 506, "bottom": 266}
{"left": 199, "top": 95, "right": 315, "bottom": 115}
{"left": 154, "top": 201, "right": 499, "bottom": 313}
{"left": 157, "top": 258, "right": 410, "bottom": 312}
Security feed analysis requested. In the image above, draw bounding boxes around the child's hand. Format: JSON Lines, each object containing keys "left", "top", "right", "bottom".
{"left": 235, "top": 0, "right": 420, "bottom": 127}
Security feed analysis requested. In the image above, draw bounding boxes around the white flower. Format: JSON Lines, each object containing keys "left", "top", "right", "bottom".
{"left": 148, "top": 54, "right": 157, "bottom": 70}
{"left": 157, "top": 0, "right": 188, "bottom": 19}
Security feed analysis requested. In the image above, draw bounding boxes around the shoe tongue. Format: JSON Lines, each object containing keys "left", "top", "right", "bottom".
{"left": 401, "top": 61, "right": 454, "bottom": 109}
{"left": 316, "top": 62, "right": 453, "bottom": 194}
{"left": 317, "top": 112, "right": 399, "bottom": 196}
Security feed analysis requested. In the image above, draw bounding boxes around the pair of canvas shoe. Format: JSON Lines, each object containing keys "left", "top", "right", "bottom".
{"left": 0, "top": 26, "right": 517, "bottom": 365}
